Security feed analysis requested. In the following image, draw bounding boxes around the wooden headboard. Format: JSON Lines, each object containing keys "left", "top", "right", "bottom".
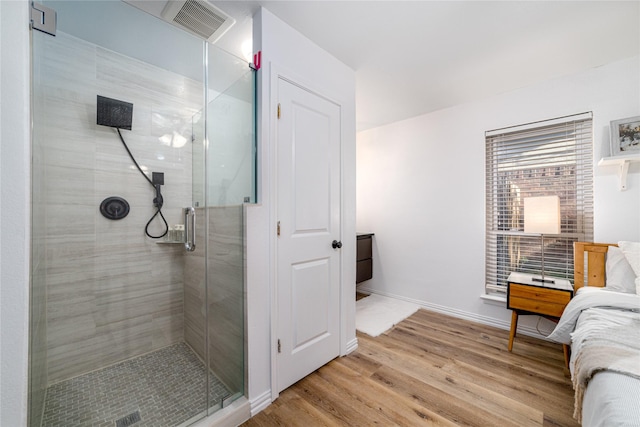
{"left": 573, "top": 242, "right": 617, "bottom": 291}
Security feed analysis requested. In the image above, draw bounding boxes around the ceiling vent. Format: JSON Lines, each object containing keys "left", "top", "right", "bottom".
{"left": 161, "top": 0, "right": 235, "bottom": 43}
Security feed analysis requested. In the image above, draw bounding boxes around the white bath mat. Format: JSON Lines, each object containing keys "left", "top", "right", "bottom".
{"left": 356, "top": 294, "right": 420, "bottom": 337}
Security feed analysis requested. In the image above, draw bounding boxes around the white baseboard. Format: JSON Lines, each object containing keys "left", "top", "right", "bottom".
{"left": 357, "top": 287, "right": 551, "bottom": 340}
{"left": 187, "top": 397, "right": 251, "bottom": 427}
{"left": 249, "top": 390, "right": 272, "bottom": 416}
{"left": 345, "top": 337, "right": 358, "bottom": 355}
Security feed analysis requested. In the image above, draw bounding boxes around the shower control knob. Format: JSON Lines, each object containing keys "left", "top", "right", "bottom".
{"left": 332, "top": 240, "right": 342, "bottom": 249}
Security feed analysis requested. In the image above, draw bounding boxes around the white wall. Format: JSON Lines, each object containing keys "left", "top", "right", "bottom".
{"left": 0, "top": 1, "right": 31, "bottom": 425}
{"left": 356, "top": 55, "right": 640, "bottom": 334}
{"left": 246, "top": 7, "right": 356, "bottom": 414}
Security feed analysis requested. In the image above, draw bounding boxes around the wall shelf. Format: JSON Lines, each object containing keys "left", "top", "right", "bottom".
{"left": 598, "top": 154, "right": 640, "bottom": 191}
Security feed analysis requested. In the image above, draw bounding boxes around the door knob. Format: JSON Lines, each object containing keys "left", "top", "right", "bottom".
{"left": 332, "top": 240, "right": 342, "bottom": 249}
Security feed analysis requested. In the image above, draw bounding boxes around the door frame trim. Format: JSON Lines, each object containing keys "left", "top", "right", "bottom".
{"left": 268, "top": 62, "right": 351, "bottom": 398}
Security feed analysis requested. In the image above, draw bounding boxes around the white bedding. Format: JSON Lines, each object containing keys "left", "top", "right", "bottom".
{"left": 547, "top": 287, "right": 640, "bottom": 345}
{"left": 547, "top": 288, "right": 640, "bottom": 426}
{"left": 583, "top": 372, "right": 640, "bottom": 426}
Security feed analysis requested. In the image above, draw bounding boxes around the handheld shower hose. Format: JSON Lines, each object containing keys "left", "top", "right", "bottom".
{"left": 116, "top": 128, "right": 169, "bottom": 239}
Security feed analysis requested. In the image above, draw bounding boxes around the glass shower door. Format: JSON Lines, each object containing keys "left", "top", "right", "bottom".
{"left": 207, "top": 44, "right": 255, "bottom": 409}
{"left": 188, "top": 43, "right": 254, "bottom": 414}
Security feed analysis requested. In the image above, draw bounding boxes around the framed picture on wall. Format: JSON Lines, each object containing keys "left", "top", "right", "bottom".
{"left": 610, "top": 116, "right": 640, "bottom": 157}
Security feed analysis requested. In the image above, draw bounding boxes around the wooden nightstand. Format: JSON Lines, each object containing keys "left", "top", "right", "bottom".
{"left": 506, "top": 272, "right": 573, "bottom": 355}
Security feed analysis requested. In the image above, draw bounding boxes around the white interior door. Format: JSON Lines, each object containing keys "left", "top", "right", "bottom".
{"left": 276, "top": 77, "right": 342, "bottom": 392}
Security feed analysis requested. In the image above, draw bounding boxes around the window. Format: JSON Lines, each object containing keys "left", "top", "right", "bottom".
{"left": 485, "top": 112, "right": 593, "bottom": 293}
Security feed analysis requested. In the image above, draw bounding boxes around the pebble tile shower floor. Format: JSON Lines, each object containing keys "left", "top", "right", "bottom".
{"left": 41, "top": 343, "right": 232, "bottom": 427}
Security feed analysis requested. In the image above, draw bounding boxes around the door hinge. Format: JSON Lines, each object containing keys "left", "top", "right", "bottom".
{"left": 277, "top": 220, "right": 281, "bottom": 237}
{"left": 31, "top": 2, "right": 57, "bottom": 36}
{"left": 277, "top": 103, "right": 281, "bottom": 119}
{"left": 277, "top": 339, "right": 281, "bottom": 353}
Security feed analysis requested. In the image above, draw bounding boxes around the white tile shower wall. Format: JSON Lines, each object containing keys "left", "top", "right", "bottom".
{"left": 184, "top": 206, "right": 244, "bottom": 395}
{"left": 206, "top": 206, "right": 244, "bottom": 394}
{"left": 35, "top": 32, "right": 202, "bottom": 383}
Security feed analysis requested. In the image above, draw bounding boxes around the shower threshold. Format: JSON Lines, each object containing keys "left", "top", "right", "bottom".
{"left": 41, "top": 343, "right": 231, "bottom": 427}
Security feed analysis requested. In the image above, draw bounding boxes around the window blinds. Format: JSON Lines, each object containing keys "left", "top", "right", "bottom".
{"left": 485, "top": 112, "right": 594, "bottom": 293}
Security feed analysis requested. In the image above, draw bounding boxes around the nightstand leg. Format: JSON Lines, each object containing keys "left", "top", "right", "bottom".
{"left": 508, "top": 311, "right": 518, "bottom": 352}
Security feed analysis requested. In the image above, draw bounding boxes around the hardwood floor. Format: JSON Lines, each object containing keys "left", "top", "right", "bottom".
{"left": 241, "top": 308, "right": 579, "bottom": 427}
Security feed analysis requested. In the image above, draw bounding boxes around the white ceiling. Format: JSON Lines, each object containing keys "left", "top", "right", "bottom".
{"left": 211, "top": 1, "right": 639, "bottom": 132}
{"left": 120, "top": 0, "right": 639, "bottom": 131}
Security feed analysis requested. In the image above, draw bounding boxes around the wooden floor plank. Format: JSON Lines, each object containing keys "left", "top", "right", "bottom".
{"left": 407, "top": 310, "right": 563, "bottom": 366}
{"left": 358, "top": 333, "right": 544, "bottom": 427}
{"left": 368, "top": 363, "right": 515, "bottom": 427}
{"left": 392, "top": 321, "right": 569, "bottom": 392}
{"left": 397, "top": 314, "right": 566, "bottom": 382}
{"left": 246, "top": 392, "right": 322, "bottom": 426}
{"left": 318, "top": 359, "right": 459, "bottom": 427}
{"left": 295, "top": 370, "right": 394, "bottom": 426}
{"left": 332, "top": 349, "right": 381, "bottom": 377}
{"left": 241, "top": 308, "right": 579, "bottom": 427}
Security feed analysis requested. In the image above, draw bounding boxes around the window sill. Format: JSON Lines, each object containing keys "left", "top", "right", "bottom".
{"left": 480, "top": 293, "right": 507, "bottom": 306}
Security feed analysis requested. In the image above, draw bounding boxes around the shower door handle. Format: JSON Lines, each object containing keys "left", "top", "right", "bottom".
{"left": 184, "top": 207, "right": 196, "bottom": 252}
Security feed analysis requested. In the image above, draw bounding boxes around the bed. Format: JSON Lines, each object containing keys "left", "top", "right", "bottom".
{"left": 547, "top": 242, "right": 640, "bottom": 426}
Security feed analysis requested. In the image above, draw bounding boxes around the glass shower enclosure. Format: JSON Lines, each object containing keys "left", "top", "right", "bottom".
{"left": 29, "top": 1, "right": 254, "bottom": 426}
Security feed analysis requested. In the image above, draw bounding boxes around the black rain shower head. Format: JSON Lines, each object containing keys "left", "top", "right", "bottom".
{"left": 104, "top": 105, "right": 168, "bottom": 239}
{"left": 97, "top": 95, "right": 133, "bottom": 130}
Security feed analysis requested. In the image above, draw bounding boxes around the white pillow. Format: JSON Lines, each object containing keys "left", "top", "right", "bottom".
{"left": 618, "top": 241, "right": 640, "bottom": 295}
{"left": 605, "top": 246, "right": 637, "bottom": 293}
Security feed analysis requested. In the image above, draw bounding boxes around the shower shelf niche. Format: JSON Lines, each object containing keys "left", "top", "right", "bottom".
{"left": 156, "top": 240, "right": 185, "bottom": 245}
{"left": 156, "top": 224, "right": 186, "bottom": 245}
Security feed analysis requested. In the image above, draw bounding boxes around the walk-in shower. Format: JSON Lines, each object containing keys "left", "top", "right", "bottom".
{"left": 29, "top": 1, "right": 255, "bottom": 426}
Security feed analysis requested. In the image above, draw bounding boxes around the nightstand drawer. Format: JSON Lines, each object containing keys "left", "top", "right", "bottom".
{"left": 508, "top": 283, "right": 571, "bottom": 317}
{"left": 356, "top": 236, "right": 372, "bottom": 261}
